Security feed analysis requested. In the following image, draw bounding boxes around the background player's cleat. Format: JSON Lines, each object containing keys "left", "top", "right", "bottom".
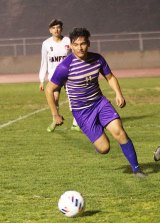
{"left": 47, "top": 121, "right": 56, "bottom": 132}
{"left": 154, "top": 146, "right": 160, "bottom": 161}
{"left": 134, "top": 170, "right": 147, "bottom": 178}
{"left": 71, "top": 125, "right": 81, "bottom": 132}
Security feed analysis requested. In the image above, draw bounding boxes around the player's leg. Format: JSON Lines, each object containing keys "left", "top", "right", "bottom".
{"left": 106, "top": 119, "right": 146, "bottom": 177}
{"left": 105, "top": 119, "right": 127, "bottom": 144}
{"left": 71, "top": 118, "right": 81, "bottom": 132}
{"left": 93, "top": 133, "right": 110, "bottom": 154}
{"left": 97, "top": 98, "right": 145, "bottom": 176}
{"left": 154, "top": 145, "right": 160, "bottom": 161}
{"left": 47, "top": 89, "right": 60, "bottom": 132}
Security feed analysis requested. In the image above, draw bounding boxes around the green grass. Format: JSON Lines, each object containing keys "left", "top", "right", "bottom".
{"left": 0, "top": 77, "right": 160, "bottom": 223}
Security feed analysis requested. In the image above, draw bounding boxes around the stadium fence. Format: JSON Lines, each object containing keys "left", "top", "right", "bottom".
{"left": 0, "top": 31, "right": 160, "bottom": 57}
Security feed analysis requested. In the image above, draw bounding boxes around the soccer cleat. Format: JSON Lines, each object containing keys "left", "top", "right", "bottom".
{"left": 71, "top": 125, "right": 81, "bottom": 132}
{"left": 47, "top": 121, "right": 56, "bottom": 132}
{"left": 134, "top": 170, "right": 147, "bottom": 178}
{"left": 154, "top": 146, "right": 160, "bottom": 161}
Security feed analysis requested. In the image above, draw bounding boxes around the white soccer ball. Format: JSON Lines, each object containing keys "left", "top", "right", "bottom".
{"left": 58, "top": 190, "right": 85, "bottom": 217}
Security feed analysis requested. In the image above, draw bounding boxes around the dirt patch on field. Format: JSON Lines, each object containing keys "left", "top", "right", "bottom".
{"left": 0, "top": 68, "right": 160, "bottom": 84}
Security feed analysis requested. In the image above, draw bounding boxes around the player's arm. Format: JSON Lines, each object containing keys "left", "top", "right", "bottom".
{"left": 45, "top": 81, "right": 64, "bottom": 125}
{"left": 99, "top": 55, "right": 126, "bottom": 108}
{"left": 39, "top": 43, "right": 48, "bottom": 91}
{"left": 105, "top": 73, "right": 126, "bottom": 108}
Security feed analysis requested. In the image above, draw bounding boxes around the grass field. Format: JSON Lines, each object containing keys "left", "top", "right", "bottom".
{"left": 0, "top": 77, "right": 160, "bottom": 223}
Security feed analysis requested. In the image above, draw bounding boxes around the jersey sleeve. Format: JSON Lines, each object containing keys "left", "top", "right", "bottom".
{"left": 64, "top": 36, "right": 72, "bottom": 55}
{"left": 99, "top": 55, "right": 112, "bottom": 76}
{"left": 39, "top": 42, "right": 48, "bottom": 83}
{"left": 50, "top": 63, "right": 68, "bottom": 86}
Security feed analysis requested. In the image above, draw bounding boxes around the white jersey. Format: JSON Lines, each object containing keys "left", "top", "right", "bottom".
{"left": 39, "top": 36, "right": 70, "bottom": 83}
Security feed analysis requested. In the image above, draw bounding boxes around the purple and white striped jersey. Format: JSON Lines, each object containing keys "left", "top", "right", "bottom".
{"left": 51, "top": 52, "right": 111, "bottom": 111}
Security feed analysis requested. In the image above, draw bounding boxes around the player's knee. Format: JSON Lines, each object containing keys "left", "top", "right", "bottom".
{"left": 94, "top": 134, "right": 110, "bottom": 154}
{"left": 113, "top": 128, "right": 128, "bottom": 143}
{"left": 96, "top": 146, "right": 110, "bottom": 155}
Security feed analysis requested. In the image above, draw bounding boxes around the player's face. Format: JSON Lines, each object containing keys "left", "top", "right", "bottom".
{"left": 71, "top": 37, "right": 89, "bottom": 60}
{"left": 49, "top": 24, "right": 62, "bottom": 38}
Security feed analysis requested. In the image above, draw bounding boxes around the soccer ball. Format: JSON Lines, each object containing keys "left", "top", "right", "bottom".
{"left": 58, "top": 190, "right": 85, "bottom": 217}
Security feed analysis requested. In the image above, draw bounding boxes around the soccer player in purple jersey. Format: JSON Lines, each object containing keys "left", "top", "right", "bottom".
{"left": 45, "top": 27, "right": 146, "bottom": 177}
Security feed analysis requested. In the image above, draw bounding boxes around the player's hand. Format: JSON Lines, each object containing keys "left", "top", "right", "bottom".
{"left": 116, "top": 95, "right": 126, "bottom": 108}
{"left": 54, "top": 115, "right": 64, "bottom": 125}
{"left": 39, "top": 83, "right": 44, "bottom": 91}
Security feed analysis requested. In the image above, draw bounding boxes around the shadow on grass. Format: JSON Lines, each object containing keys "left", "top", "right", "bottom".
{"left": 117, "top": 162, "right": 160, "bottom": 175}
{"left": 122, "top": 114, "right": 152, "bottom": 122}
{"left": 81, "top": 210, "right": 101, "bottom": 217}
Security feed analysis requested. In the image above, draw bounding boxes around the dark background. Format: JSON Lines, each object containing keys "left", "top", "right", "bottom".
{"left": 0, "top": 0, "right": 160, "bottom": 38}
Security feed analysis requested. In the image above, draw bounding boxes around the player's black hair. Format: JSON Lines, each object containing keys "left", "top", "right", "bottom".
{"left": 69, "top": 28, "right": 90, "bottom": 43}
{"left": 48, "top": 19, "right": 63, "bottom": 28}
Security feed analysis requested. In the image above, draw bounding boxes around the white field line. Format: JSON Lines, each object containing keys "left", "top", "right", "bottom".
{"left": 0, "top": 100, "right": 68, "bottom": 129}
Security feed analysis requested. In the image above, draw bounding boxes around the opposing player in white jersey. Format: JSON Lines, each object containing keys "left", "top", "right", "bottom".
{"left": 39, "top": 19, "right": 79, "bottom": 132}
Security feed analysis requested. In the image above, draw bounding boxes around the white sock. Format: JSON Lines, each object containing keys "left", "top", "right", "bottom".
{"left": 73, "top": 118, "right": 78, "bottom": 126}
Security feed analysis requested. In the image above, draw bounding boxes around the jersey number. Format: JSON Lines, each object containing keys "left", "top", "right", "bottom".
{"left": 85, "top": 76, "right": 92, "bottom": 85}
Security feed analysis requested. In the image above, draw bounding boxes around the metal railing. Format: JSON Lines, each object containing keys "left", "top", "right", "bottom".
{"left": 0, "top": 31, "right": 160, "bottom": 57}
